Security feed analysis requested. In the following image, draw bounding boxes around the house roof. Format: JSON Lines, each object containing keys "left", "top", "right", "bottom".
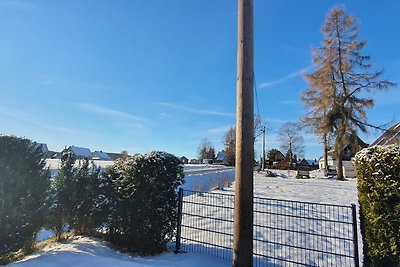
{"left": 38, "top": 143, "right": 49, "bottom": 153}
{"left": 298, "top": 159, "right": 317, "bottom": 165}
{"left": 370, "top": 122, "right": 400, "bottom": 146}
{"left": 92, "top": 151, "right": 111, "bottom": 160}
{"left": 106, "top": 152, "right": 123, "bottom": 160}
{"left": 69, "top": 146, "right": 92, "bottom": 158}
{"left": 216, "top": 150, "right": 225, "bottom": 161}
{"left": 306, "top": 159, "right": 317, "bottom": 165}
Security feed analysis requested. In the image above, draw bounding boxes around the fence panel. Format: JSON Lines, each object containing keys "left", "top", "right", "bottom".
{"left": 176, "top": 189, "right": 359, "bottom": 267}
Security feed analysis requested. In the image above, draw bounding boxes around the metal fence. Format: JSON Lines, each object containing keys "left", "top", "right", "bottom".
{"left": 175, "top": 188, "right": 359, "bottom": 267}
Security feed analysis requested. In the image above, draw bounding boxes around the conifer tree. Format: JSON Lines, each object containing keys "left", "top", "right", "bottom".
{"left": 197, "top": 138, "right": 216, "bottom": 162}
{"left": 302, "top": 55, "right": 336, "bottom": 176}
{"left": 71, "top": 158, "right": 108, "bottom": 235}
{"left": 303, "top": 7, "right": 395, "bottom": 179}
{"left": 0, "top": 136, "right": 50, "bottom": 256}
{"left": 48, "top": 151, "right": 76, "bottom": 240}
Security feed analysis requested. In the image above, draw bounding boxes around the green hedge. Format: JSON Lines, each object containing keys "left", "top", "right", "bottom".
{"left": 355, "top": 145, "right": 400, "bottom": 267}
{"left": 0, "top": 136, "right": 50, "bottom": 257}
{"left": 103, "top": 151, "right": 184, "bottom": 254}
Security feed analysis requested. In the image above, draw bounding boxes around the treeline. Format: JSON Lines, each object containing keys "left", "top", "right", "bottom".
{"left": 0, "top": 135, "right": 184, "bottom": 263}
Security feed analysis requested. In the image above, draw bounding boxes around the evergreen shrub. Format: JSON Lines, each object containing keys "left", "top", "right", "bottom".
{"left": 355, "top": 145, "right": 400, "bottom": 267}
{"left": 0, "top": 136, "right": 50, "bottom": 257}
{"left": 71, "top": 158, "right": 109, "bottom": 235}
{"left": 47, "top": 152, "right": 108, "bottom": 239}
{"left": 103, "top": 151, "right": 184, "bottom": 254}
{"left": 47, "top": 151, "right": 76, "bottom": 240}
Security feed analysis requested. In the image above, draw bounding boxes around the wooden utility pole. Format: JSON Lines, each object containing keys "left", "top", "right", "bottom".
{"left": 261, "top": 126, "right": 266, "bottom": 171}
{"left": 233, "top": 0, "right": 254, "bottom": 266}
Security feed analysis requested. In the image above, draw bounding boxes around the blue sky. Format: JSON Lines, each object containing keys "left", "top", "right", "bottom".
{"left": 0, "top": 0, "right": 399, "bottom": 160}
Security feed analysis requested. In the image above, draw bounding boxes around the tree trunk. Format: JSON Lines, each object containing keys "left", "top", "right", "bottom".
{"left": 323, "top": 133, "right": 328, "bottom": 176}
{"left": 336, "top": 150, "right": 344, "bottom": 180}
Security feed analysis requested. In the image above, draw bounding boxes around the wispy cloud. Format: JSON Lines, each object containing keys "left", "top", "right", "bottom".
{"left": 158, "top": 102, "right": 235, "bottom": 117}
{"left": 77, "top": 103, "right": 149, "bottom": 123}
{"left": 259, "top": 66, "right": 311, "bottom": 89}
{"left": 0, "top": 106, "right": 93, "bottom": 135}
{"left": 280, "top": 99, "right": 299, "bottom": 105}
{"left": 118, "top": 122, "right": 151, "bottom": 135}
{"left": 0, "top": 0, "right": 37, "bottom": 11}
{"left": 40, "top": 80, "right": 53, "bottom": 85}
{"left": 207, "top": 125, "right": 233, "bottom": 135}
{"left": 264, "top": 116, "right": 288, "bottom": 124}
{"left": 0, "top": 106, "right": 40, "bottom": 123}
{"left": 77, "top": 103, "right": 152, "bottom": 134}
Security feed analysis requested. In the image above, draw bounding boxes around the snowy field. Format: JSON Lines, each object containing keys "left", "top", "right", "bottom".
{"left": 45, "top": 160, "right": 231, "bottom": 177}
{"left": 180, "top": 170, "right": 360, "bottom": 266}
{"left": 11, "top": 169, "right": 359, "bottom": 266}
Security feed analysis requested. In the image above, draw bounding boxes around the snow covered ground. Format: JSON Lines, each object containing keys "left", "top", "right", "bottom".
{"left": 10, "top": 236, "right": 230, "bottom": 267}
{"left": 12, "top": 169, "right": 359, "bottom": 266}
{"left": 45, "top": 160, "right": 231, "bottom": 177}
{"left": 179, "top": 170, "right": 360, "bottom": 266}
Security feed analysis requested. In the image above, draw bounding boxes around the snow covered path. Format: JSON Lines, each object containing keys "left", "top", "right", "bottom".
{"left": 10, "top": 236, "right": 230, "bottom": 267}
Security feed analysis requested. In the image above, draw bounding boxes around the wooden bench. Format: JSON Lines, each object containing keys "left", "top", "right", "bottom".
{"left": 296, "top": 170, "right": 310, "bottom": 179}
{"left": 327, "top": 168, "right": 337, "bottom": 177}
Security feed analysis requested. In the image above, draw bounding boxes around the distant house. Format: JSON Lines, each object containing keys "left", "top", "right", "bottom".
{"left": 216, "top": 150, "right": 225, "bottom": 163}
{"left": 297, "top": 159, "right": 318, "bottom": 168}
{"left": 38, "top": 143, "right": 49, "bottom": 154}
{"left": 319, "top": 134, "right": 368, "bottom": 170}
{"left": 273, "top": 161, "right": 289, "bottom": 168}
{"left": 107, "top": 152, "right": 124, "bottom": 161}
{"left": 181, "top": 156, "right": 189, "bottom": 164}
{"left": 369, "top": 122, "right": 400, "bottom": 147}
{"left": 92, "top": 151, "right": 112, "bottom": 161}
{"left": 67, "top": 146, "right": 92, "bottom": 159}
{"left": 189, "top": 159, "right": 199, "bottom": 164}
{"left": 202, "top": 159, "right": 213, "bottom": 164}
{"left": 46, "top": 151, "right": 57, "bottom": 159}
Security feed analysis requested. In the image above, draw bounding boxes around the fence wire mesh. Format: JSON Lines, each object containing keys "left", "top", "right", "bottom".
{"left": 176, "top": 189, "right": 359, "bottom": 267}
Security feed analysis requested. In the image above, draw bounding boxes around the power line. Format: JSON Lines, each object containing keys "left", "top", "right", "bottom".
{"left": 254, "top": 75, "right": 261, "bottom": 117}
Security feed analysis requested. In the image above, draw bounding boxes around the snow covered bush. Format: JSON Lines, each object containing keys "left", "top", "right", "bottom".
{"left": 355, "top": 145, "right": 400, "bottom": 267}
{"left": 71, "top": 158, "right": 109, "bottom": 235}
{"left": 103, "top": 151, "right": 184, "bottom": 254}
{"left": 47, "top": 151, "right": 109, "bottom": 239}
{"left": 0, "top": 136, "right": 50, "bottom": 257}
{"left": 47, "top": 151, "right": 76, "bottom": 240}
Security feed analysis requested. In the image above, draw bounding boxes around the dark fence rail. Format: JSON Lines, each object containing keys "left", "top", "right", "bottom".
{"left": 175, "top": 188, "right": 359, "bottom": 267}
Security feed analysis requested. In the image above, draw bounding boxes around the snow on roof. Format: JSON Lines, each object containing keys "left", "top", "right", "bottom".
{"left": 216, "top": 150, "right": 225, "bottom": 161}
{"left": 370, "top": 122, "right": 400, "bottom": 146}
{"left": 92, "top": 150, "right": 111, "bottom": 160}
{"left": 39, "top": 143, "right": 49, "bottom": 153}
{"left": 306, "top": 159, "right": 317, "bottom": 165}
{"left": 69, "top": 146, "right": 92, "bottom": 157}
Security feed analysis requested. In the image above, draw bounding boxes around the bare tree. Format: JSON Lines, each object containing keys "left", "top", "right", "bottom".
{"left": 303, "top": 7, "right": 395, "bottom": 179}
{"left": 302, "top": 57, "right": 336, "bottom": 176}
{"left": 222, "top": 115, "right": 270, "bottom": 166}
{"left": 278, "top": 122, "right": 305, "bottom": 167}
{"left": 223, "top": 127, "right": 236, "bottom": 166}
{"left": 197, "top": 138, "right": 215, "bottom": 162}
